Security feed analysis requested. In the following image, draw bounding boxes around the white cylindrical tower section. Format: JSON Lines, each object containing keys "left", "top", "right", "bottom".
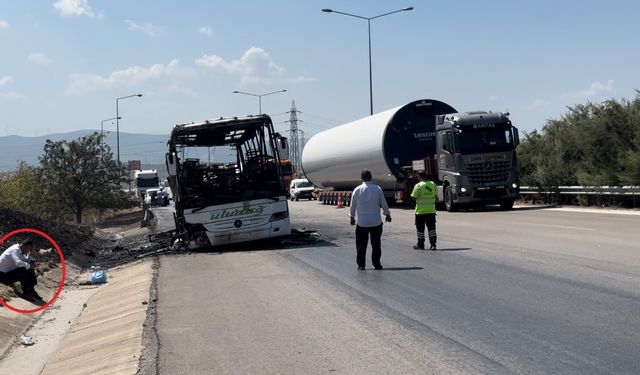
{"left": 301, "top": 106, "right": 400, "bottom": 190}
{"left": 302, "top": 99, "right": 457, "bottom": 191}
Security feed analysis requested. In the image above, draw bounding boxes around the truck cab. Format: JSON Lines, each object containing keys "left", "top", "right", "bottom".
{"left": 436, "top": 112, "right": 520, "bottom": 211}
{"left": 134, "top": 170, "right": 160, "bottom": 202}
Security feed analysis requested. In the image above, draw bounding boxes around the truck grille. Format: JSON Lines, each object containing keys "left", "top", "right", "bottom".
{"left": 466, "top": 160, "right": 511, "bottom": 185}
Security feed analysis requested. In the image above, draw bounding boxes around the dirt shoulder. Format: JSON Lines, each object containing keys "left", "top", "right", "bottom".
{"left": 0, "top": 259, "right": 155, "bottom": 375}
{"left": 40, "top": 259, "right": 155, "bottom": 375}
{"left": 0, "top": 207, "right": 153, "bottom": 361}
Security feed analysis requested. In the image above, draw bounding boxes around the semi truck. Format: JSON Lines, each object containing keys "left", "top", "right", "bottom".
{"left": 166, "top": 115, "right": 291, "bottom": 248}
{"left": 301, "top": 99, "right": 520, "bottom": 211}
{"left": 134, "top": 169, "right": 160, "bottom": 201}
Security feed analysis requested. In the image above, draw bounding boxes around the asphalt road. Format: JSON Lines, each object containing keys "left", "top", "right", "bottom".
{"left": 149, "top": 203, "right": 640, "bottom": 374}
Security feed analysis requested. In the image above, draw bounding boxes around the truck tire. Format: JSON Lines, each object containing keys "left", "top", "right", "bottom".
{"left": 444, "top": 185, "right": 457, "bottom": 212}
{"left": 500, "top": 199, "right": 515, "bottom": 210}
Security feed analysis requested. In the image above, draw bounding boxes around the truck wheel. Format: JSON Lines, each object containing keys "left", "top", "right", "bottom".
{"left": 295, "top": 196, "right": 299, "bottom": 201}
{"left": 444, "top": 186, "right": 457, "bottom": 212}
{"left": 500, "top": 199, "right": 515, "bottom": 210}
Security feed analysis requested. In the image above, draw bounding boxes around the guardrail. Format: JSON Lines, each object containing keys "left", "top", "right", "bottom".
{"left": 519, "top": 185, "right": 640, "bottom": 208}
{"left": 520, "top": 186, "right": 640, "bottom": 196}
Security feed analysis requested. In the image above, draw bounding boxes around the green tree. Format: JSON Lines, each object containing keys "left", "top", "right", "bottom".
{"left": 518, "top": 91, "right": 640, "bottom": 189}
{"left": 0, "top": 162, "right": 48, "bottom": 217}
{"left": 39, "top": 132, "right": 127, "bottom": 223}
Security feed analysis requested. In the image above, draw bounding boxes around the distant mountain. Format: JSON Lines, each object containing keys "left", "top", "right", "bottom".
{"left": 0, "top": 130, "right": 168, "bottom": 171}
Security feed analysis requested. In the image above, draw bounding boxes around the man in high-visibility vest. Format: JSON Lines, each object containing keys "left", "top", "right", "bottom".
{"left": 411, "top": 171, "right": 437, "bottom": 250}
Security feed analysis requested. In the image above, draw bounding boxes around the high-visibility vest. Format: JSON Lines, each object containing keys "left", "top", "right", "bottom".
{"left": 411, "top": 180, "right": 436, "bottom": 214}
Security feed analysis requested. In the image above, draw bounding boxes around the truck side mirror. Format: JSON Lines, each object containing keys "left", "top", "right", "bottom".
{"left": 513, "top": 127, "right": 520, "bottom": 147}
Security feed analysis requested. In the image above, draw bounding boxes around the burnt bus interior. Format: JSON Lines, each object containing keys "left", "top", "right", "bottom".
{"left": 169, "top": 117, "right": 286, "bottom": 209}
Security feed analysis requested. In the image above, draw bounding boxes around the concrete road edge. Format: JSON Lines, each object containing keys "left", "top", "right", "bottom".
{"left": 40, "top": 259, "right": 155, "bottom": 375}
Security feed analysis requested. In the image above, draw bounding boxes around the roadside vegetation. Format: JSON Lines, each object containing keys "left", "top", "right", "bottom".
{"left": 0, "top": 132, "right": 135, "bottom": 224}
{"left": 518, "top": 91, "right": 640, "bottom": 206}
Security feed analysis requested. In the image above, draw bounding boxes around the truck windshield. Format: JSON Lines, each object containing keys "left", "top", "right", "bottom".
{"left": 136, "top": 177, "right": 159, "bottom": 188}
{"left": 454, "top": 127, "right": 514, "bottom": 154}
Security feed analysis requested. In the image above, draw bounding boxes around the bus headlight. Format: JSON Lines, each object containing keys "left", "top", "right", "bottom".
{"left": 460, "top": 187, "right": 468, "bottom": 193}
{"left": 512, "top": 183, "right": 518, "bottom": 189}
{"left": 269, "top": 211, "right": 289, "bottom": 222}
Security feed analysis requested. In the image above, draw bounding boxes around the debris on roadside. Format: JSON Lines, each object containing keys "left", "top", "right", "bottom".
{"left": 18, "top": 336, "right": 34, "bottom": 346}
{"left": 89, "top": 266, "right": 108, "bottom": 284}
{"left": 280, "top": 228, "right": 323, "bottom": 247}
{"left": 108, "top": 233, "right": 124, "bottom": 242}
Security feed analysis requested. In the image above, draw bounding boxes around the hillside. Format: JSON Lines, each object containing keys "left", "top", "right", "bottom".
{"left": 0, "top": 130, "right": 168, "bottom": 171}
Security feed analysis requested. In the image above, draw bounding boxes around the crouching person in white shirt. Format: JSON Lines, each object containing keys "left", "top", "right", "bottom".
{"left": 0, "top": 239, "right": 42, "bottom": 301}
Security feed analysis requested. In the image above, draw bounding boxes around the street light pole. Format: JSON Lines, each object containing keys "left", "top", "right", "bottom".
{"left": 232, "top": 89, "right": 287, "bottom": 114}
{"left": 368, "top": 18, "right": 373, "bottom": 116}
{"left": 100, "top": 116, "right": 121, "bottom": 156}
{"left": 322, "top": 7, "right": 414, "bottom": 115}
{"left": 115, "top": 93, "right": 143, "bottom": 165}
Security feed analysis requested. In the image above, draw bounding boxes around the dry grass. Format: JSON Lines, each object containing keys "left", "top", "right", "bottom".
{"left": 0, "top": 284, "right": 14, "bottom": 301}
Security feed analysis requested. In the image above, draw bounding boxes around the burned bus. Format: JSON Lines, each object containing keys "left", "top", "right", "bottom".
{"left": 166, "top": 115, "right": 291, "bottom": 248}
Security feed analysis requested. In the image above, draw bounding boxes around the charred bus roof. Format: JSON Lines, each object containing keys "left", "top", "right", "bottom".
{"left": 169, "top": 115, "right": 273, "bottom": 147}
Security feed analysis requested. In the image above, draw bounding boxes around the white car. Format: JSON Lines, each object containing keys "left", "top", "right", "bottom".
{"left": 290, "top": 179, "right": 316, "bottom": 201}
{"left": 145, "top": 188, "right": 170, "bottom": 206}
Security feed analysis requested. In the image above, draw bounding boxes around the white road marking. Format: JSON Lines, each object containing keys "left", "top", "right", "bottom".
{"left": 550, "top": 207, "right": 640, "bottom": 216}
{"left": 523, "top": 222, "right": 595, "bottom": 231}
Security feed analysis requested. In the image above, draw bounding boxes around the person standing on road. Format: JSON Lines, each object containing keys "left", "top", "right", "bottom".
{"left": 349, "top": 169, "right": 392, "bottom": 270}
{"left": 0, "top": 239, "right": 42, "bottom": 301}
{"left": 411, "top": 171, "right": 437, "bottom": 251}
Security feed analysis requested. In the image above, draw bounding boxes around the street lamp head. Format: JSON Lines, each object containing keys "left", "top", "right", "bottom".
{"left": 321, "top": 8, "right": 333, "bottom": 13}
{"left": 281, "top": 89, "right": 287, "bottom": 93}
{"left": 233, "top": 90, "right": 240, "bottom": 93}
{"left": 137, "top": 94, "right": 143, "bottom": 97}
{"left": 403, "top": 7, "right": 414, "bottom": 11}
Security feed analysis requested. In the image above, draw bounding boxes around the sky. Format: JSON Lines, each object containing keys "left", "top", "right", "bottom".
{"left": 1, "top": 0, "right": 639, "bottom": 140}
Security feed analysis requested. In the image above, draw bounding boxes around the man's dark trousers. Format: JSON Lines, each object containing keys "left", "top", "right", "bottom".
{"left": 415, "top": 213, "right": 437, "bottom": 248}
{"left": 0, "top": 267, "right": 37, "bottom": 293}
{"left": 355, "top": 224, "right": 383, "bottom": 268}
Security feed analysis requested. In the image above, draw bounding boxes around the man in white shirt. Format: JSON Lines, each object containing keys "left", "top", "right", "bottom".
{"left": 349, "top": 169, "right": 392, "bottom": 270}
{"left": 0, "top": 239, "right": 42, "bottom": 301}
